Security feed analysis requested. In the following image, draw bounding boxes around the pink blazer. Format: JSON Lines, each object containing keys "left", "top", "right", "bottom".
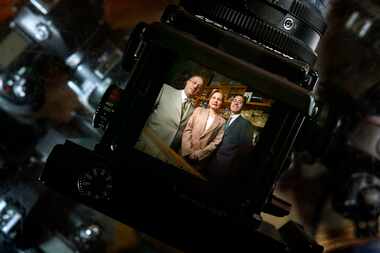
{"left": 181, "top": 107, "right": 226, "bottom": 160}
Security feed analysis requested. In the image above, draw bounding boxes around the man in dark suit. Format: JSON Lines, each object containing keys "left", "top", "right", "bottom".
{"left": 206, "top": 94, "right": 254, "bottom": 184}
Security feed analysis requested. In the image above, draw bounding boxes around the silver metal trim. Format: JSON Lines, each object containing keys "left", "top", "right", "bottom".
{"left": 2, "top": 212, "right": 21, "bottom": 234}
{"left": 0, "top": 200, "right": 6, "bottom": 212}
{"left": 30, "top": 0, "right": 49, "bottom": 15}
{"left": 283, "top": 17, "right": 295, "bottom": 31}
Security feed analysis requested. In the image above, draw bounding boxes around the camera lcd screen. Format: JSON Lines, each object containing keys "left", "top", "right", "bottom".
{"left": 134, "top": 59, "right": 273, "bottom": 183}
{"left": 115, "top": 22, "right": 313, "bottom": 208}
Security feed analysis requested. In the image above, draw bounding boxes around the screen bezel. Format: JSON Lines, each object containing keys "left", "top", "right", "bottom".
{"left": 107, "top": 22, "right": 312, "bottom": 214}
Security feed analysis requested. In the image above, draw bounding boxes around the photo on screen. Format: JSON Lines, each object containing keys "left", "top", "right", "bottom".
{"left": 134, "top": 60, "right": 273, "bottom": 182}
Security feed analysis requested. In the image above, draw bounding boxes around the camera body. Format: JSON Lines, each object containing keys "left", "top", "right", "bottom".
{"left": 0, "top": 0, "right": 126, "bottom": 121}
{"left": 41, "top": 1, "right": 326, "bottom": 252}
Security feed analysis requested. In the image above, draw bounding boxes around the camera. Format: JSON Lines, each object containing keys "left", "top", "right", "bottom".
{"left": 0, "top": 0, "right": 126, "bottom": 134}
{"left": 38, "top": 0, "right": 327, "bottom": 252}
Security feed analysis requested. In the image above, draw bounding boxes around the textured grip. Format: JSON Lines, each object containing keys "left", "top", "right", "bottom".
{"left": 290, "top": 0, "right": 326, "bottom": 33}
{"left": 205, "top": 3, "right": 316, "bottom": 64}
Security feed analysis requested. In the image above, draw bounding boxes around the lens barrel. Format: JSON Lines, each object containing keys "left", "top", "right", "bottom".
{"left": 180, "top": 0, "right": 327, "bottom": 65}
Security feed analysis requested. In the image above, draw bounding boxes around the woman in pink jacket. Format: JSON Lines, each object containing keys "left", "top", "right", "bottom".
{"left": 181, "top": 89, "right": 226, "bottom": 170}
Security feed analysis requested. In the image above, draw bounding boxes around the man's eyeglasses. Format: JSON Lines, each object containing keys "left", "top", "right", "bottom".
{"left": 232, "top": 98, "right": 244, "bottom": 104}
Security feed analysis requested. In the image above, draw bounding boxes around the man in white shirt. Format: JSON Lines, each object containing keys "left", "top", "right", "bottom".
{"left": 135, "top": 75, "right": 205, "bottom": 162}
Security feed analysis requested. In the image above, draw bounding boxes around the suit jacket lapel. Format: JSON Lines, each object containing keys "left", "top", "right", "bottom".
{"left": 201, "top": 111, "right": 223, "bottom": 138}
{"left": 198, "top": 108, "right": 208, "bottom": 137}
{"left": 230, "top": 115, "right": 241, "bottom": 127}
{"left": 225, "top": 115, "right": 241, "bottom": 135}
{"left": 173, "top": 90, "right": 182, "bottom": 124}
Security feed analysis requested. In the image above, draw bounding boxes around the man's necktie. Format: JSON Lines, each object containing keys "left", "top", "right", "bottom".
{"left": 225, "top": 117, "right": 232, "bottom": 129}
{"left": 181, "top": 98, "right": 191, "bottom": 118}
{"left": 171, "top": 98, "right": 191, "bottom": 151}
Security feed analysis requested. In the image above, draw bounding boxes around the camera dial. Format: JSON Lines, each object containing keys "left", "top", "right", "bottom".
{"left": 77, "top": 167, "right": 112, "bottom": 201}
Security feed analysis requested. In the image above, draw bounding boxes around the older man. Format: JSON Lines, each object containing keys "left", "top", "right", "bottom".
{"left": 135, "top": 75, "right": 205, "bottom": 163}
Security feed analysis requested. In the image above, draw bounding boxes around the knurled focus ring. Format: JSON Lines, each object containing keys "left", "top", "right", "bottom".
{"left": 207, "top": 3, "right": 317, "bottom": 64}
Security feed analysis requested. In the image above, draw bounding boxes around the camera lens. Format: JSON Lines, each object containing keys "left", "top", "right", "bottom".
{"left": 304, "top": 0, "right": 330, "bottom": 18}
{"left": 180, "top": 0, "right": 327, "bottom": 65}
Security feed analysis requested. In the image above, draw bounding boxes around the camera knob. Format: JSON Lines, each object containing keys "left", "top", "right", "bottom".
{"left": 77, "top": 167, "right": 112, "bottom": 201}
{"left": 93, "top": 85, "right": 122, "bottom": 130}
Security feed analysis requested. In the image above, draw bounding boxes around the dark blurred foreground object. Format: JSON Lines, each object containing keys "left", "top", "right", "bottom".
{"left": 282, "top": 0, "right": 380, "bottom": 242}
{"left": 326, "top": 238, "right": 380, "bottom": 253}
{"left": 0, "top": 0, "right": 128, "bottom": 129}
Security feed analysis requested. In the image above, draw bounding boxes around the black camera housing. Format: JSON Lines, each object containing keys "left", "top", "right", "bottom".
{"left": 102, "top": 4, "right": 316, "bottom": 211}
{"left": 41, "top": 3, "right": 322, "bottom": 252}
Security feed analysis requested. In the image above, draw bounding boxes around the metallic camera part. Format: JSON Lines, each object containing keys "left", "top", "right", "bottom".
{"left": 35, "top": 23, "right": 51, "bottom": 41}
{"left": 349, "top": 118, "right": 380, "bottom": 160}
{"left": 0, "top": 199, "right": 23, "bottom": 238}
{"left": 283, "top": 17, "right": 295, "bottom": 31}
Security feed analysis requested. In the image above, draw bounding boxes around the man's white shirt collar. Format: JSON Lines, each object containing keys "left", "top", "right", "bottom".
{"left": 228, "top": 113, "right": 240, "bottom": 126}
{"left": 181, "top": 90, "right": 188, "bottom": 103}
